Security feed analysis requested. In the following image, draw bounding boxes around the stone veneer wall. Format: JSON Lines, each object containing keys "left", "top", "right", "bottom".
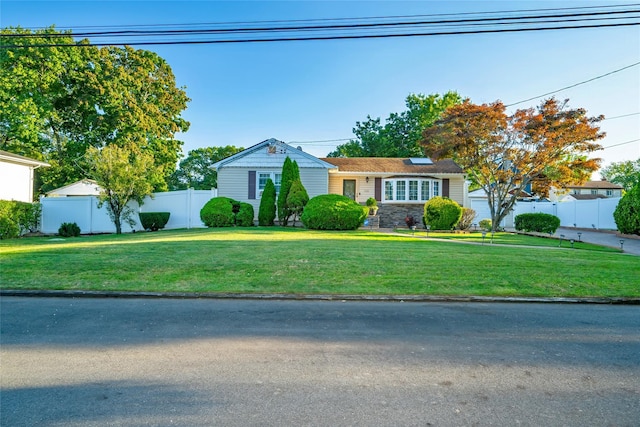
{"left": 376, "top": 204, "right": 425, "bottom": 228}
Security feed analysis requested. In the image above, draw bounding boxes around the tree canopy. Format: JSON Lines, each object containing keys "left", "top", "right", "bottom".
{"left": 85, "top": 144, "right": 155, "bottom": 234}
{"left": 0, "top": 27, "right": 190, "bottom": 193}
{"left": 327, "top": 92, "right": 462, "bottom": 157}
{"left": 422, "top": 98, "right": 604, "bottom": 230}
{"left": 600, "top": 159, "right": 640, "bottom": 192}
{"left": 168, "top": 146, "right": 243, "bottom": 190}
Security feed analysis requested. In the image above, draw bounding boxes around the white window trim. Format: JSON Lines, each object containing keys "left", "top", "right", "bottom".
{"left": 382, "top": 178, "right": 442, "bottom": 203}
{"left": 257, "top": 171, "right": 282, "bottom": 197}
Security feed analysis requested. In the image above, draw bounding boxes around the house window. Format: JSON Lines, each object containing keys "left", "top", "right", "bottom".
{"left": 591, "top": 189, "right": 598, "bottom": 195}
{"left": 409, "top": 180, "right": 418, "bottom": 201}
{"left": 383, "top": 178, "right": 442, "bottom": 202}
{"left": 421, "top": 181, "right": 430, "bottom": 201}
{"left": 606, "top": 189, "right": 613, "bottom": 196}
{"left": 385, "top": 181, "right": 393, "bottom": 200}
{"left": 396, "top": 181, "right": 406, "bottom": 200}
{"left": 257, "top": 172, "right": 282, "bottom": 196}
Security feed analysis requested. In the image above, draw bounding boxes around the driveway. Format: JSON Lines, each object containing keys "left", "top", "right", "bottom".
{"left": 551, "top": 227, "right": 640, "bottom": 255}
{"left": 2, "top": 297, "right": 639, "bottom": 426}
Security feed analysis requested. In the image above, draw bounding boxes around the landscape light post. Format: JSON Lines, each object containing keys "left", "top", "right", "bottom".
{"left": 481, "top": 230, "right": 486, "bottom": 245}
{"left": 620, "top": 239, "right": 625, "bottom": 252}
{"left": 577, "top": 232, "right": 582, "bottom": 242}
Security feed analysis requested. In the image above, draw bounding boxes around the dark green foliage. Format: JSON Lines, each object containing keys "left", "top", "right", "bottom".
{"left": 258, "top": 178, "right": 277, "bottom": 226}
{"left": 139, "top": 212, "right": 171, "bottom": 231}
{"left": 200, "top": 197, "right": 236, "bottom": 227}
{"left": 277, "top": 157, "right": 303, "bottom": 226}
{"left": 301, "top": 194, "right": 368, "bottom": 230}
{"left": 236, "top": 202, "right": 255, "bottom": 227}
{"left": 0, "top": 200, "right": 41, "bottom": 239}
{"left": 286, "top": 179, "right": 309, "bottom": 225}
{"left": 613, "top": 183, "right": 640, "bottom": 235}
{"left": 58, "top": 222, "right": 81, "bottom": 237}
{"left": 514, "top": 213, "right": 561, "bottom": 234}
{"left": 457, "top": 208, "right": 476, "bottom": 230}
{"left": 423, "top": 197, "right": 463, "bottom": 230}
{"left": 200, "top": 197, "right": 255, "bottom": 227}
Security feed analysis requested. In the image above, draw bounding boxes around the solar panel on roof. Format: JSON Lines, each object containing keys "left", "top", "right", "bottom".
{"left": 409, "top": 158, "right": 433, "bottom": 165}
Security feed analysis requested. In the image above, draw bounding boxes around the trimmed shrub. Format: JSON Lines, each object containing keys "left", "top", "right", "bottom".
{"left": 277, "top": 157, "right": 298, "bottom": 226}
{"left": 514, "top": 213, "right": 561, "bottom": 234}
{"left": 286, "top": 179, "right": 309, "bottom": 225}
{"left": 236, "top": 202, "right": 255, "bottom": 227}
{"left": 200, "top": 197, "right": 236, "bottom": 227}
{"left": 258, "top": 178, "right": 276, "bottom": 226}
{"left": 456, "top": 207, "right": 476, "bottom": 230}
{"left": 58, "top": 222, "right": 81, "bottom": 237}
{"left": 301, "top": 194, "right": 368, "bottom": 230}
{"left": 613, "top": 182, "right": 640, "bottom": 235}
{"left": 423, "top": 197, "right": 463, "bottom": 231}
{"left": 0, "top": 200, "right": 41, "bottom": 238}
{"left": 139, "top": 212, "right": 170, "bottom": 231}
{"left": 479, "top": 218, "right": 492, "bottom": 231}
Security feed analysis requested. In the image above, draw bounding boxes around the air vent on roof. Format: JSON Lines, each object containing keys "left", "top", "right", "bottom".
{"left": 409, "top": 158, "right": 433, "bottom": 165}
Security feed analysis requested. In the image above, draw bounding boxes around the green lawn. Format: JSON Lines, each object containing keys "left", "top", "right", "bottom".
{"left": 1, "top": 227, "right": 638, "bottom": 298}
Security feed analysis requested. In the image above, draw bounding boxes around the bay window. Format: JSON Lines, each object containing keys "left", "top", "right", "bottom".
{"left": 383, "top": 178, "right": 442, "bottom": 202}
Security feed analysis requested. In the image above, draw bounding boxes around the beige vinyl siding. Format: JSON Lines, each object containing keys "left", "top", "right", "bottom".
{"left": 327, "top": 174, "right": 375, "bottom": 203}
{"left": 447, "top": 176, "right": 465, "bottom": 206}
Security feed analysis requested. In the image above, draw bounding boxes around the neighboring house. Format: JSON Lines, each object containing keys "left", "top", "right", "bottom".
{"left": 46, "top": 179, "right": 102, "bottom": 197}
{"left": 0, "top": 150, "right": 50, "bottom": 202}
{"left": 213, "top": 138, "right": 467, "bottom": 228}
{"left": 550, "top": 180, "right": 623, "bottom": 201}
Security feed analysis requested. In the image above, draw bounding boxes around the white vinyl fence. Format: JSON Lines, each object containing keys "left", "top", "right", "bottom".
{"left": 470, "top": 197, "right": 621, "bottom": 230}
{"left": 40, "top": 188, "right": 217, "bottom": 234}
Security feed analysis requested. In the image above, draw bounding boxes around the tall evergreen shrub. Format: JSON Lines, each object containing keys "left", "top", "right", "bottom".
{"left": 286, "top": 179, "right": 309, "bottom": 226}
{"left": 258, "top": 178, "right": 276, "bottom": 226}
{"left": 277, "top": 157, "right": 301, "bottom": 226}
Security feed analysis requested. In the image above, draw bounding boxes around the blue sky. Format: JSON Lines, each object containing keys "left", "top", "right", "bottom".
{"left": 2, "top": 1, "right": 639, "bottom": 176}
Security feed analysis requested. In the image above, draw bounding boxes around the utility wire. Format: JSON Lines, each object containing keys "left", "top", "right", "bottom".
{"left": 600, "top": 138, "right": 640, "bottom": 149}
{"left": 506, "top": 62, "right": 640, "bottom": 107}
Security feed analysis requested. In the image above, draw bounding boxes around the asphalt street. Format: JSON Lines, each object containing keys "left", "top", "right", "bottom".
{"left": 1, "top": 297, "right": 639, "bottom": 426}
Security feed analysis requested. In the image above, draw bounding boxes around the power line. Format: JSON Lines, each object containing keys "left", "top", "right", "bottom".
{"left": 506, "top": 62, "right": 640, "bottom": 107}
{"left": 603, "top": 112, "right": 640, "bottom": 121}
{"left": 16, "top": 3, "right": 640, "bottom": 32}
{"left": 600, "top": 138, "right": 640, "bottom": 149}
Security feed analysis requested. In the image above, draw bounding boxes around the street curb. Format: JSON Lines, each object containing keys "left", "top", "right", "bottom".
{"left": 2, "top": 289, "right": 639, "bottom": 305}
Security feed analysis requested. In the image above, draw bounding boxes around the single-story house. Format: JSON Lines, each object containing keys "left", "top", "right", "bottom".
{"left": 0, "top": 150, "right": 50, "bottom": 202}
{"left": 46, "top": 179, "right": 102, "bottom": 197}
{"left": 213, "top": 138, "right": 467, "bottom": 227}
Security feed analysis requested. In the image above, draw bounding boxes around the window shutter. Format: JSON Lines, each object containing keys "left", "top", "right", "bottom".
{"left": 248, "top": 171, "right": 256, "bottom": 199}
{"left": 442, "top": 179, "right": 450, "bottom": 197}
{"left": 375, "top": 178, "right": 382, "bottom": 201}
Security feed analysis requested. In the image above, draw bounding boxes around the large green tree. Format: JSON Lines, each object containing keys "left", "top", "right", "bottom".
{"left": 327, "top": 92, "right": 462, "bottom": 157}
{"left": 0, "top": 27, "right": 190, "bottom": 193}
{"left": 168, "top": 146, "right": 243, "bottom": 190}
{"left": 85, "top": 144, "right": 155, "bottom": 234}
{"left": 422, "top": 98, "right": 604, "bottom": 231}
{"left": 601, "top": 159, "right": 640, "bottom": 192}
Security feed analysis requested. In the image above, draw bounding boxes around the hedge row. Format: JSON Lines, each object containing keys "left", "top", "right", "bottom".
{"left": 0, "top": 200, "right": 41, "bottom": 239}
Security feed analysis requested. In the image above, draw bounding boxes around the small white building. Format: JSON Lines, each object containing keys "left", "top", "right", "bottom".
{"left": 46, "top": 179, "right": 102, "bottom": 197}
{"left": 0, "top": 150, "right": 50, "bottom": 202}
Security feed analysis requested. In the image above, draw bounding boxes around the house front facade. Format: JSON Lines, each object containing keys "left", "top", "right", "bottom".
{"left": 213, "top": 138, "right": 467, "bottom": 227}
{"left": 321, "top": 157, "right": 466, "bottom": 228}
{"left": 550, "top": 180, "right": 624, "bottom": 201}
{"left": 0, "top": 150, "right": 50, "bottom": 202}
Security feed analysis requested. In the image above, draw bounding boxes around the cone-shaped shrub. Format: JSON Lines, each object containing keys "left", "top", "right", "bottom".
{"left": 258, "top": 178, "right": 276, "bottom": 226}
{"left": 286, "top": 179, "right": 309, "bottom": 225}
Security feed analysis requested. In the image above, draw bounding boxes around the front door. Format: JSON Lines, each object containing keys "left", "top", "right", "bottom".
{"left": 343, "top": 179, "right": 356, "bottom": 200}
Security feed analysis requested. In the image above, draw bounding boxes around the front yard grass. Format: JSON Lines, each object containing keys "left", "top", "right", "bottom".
{"left": 1, "top": 227, "right": 638, "bottom": 298}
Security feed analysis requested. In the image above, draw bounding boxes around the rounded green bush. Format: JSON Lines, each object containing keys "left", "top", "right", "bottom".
{"left": 0, "top": 216, "right": 20, "bottom": 239}
{"left": 423, "top": 197, "right": 463, "bottom": 231}
{"left": 614, "top": 183, "right": 640, "bottom": 235}
{"left": 139, "top": 212, "right": 170, "bottom": 231}
{"left": 301, "top": 194, "right": 368, "bottom": 230}
{"left": 236, "top": 202, "right": 255, "bottom": 227}
{"left": 514, "top": 213, "right": 560, "bottom": 234}
{"left": 58, "top": 222, "right": 81, "bottom": 237}
{"left": 200, "top": 197, "right": 236, "bottom": 227}
{"left": 479, "top": 218, "right": 492, "bottom": 232}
